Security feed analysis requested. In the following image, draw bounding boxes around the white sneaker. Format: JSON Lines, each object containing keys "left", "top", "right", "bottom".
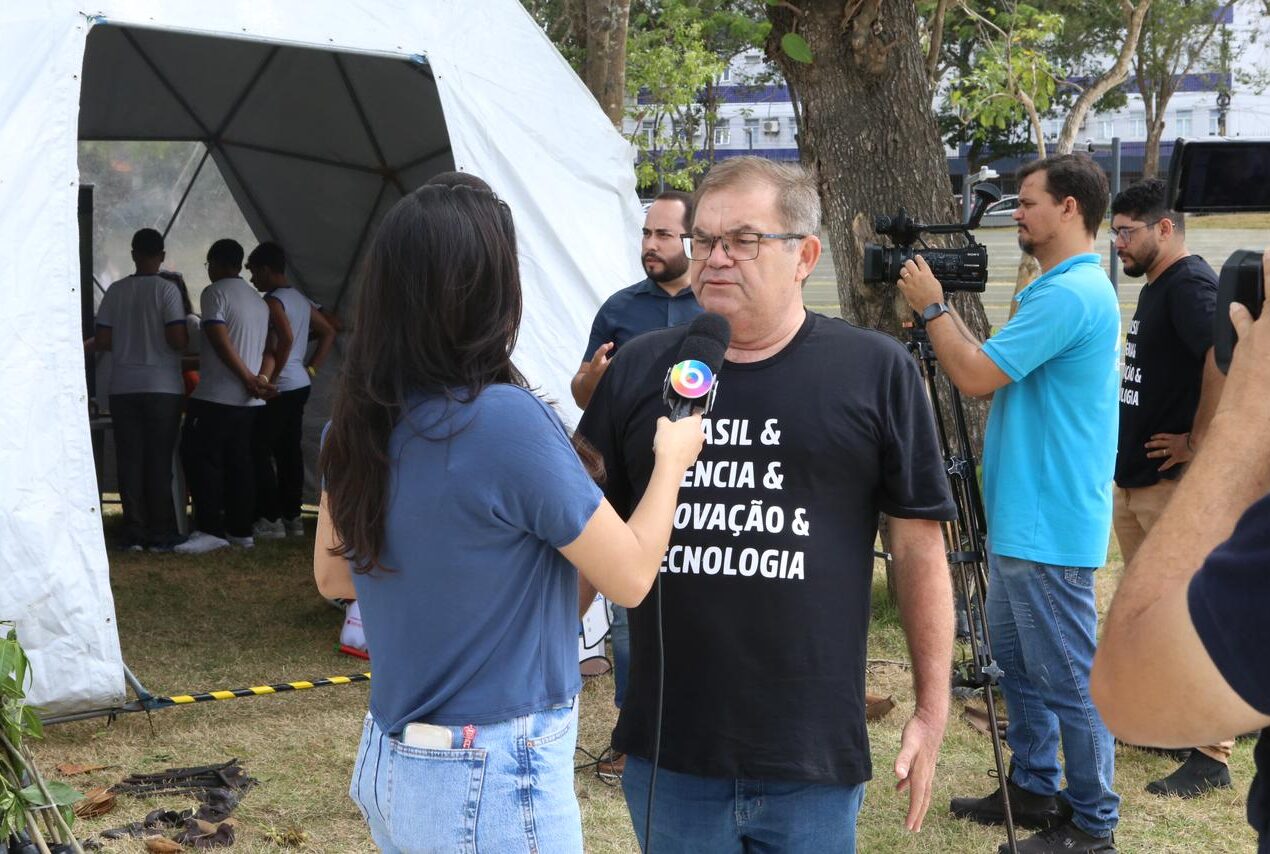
{"left": 173, "top": 531, "right": 230, "bottom": 555}
{"left": 227, "top": 534, "right": 255, "bottom": 548}
{"left": 283, "top": 516, "right": 305, "bottom": 537}
{"left": 252, "top": 518, "right": 286, "bottom": 539}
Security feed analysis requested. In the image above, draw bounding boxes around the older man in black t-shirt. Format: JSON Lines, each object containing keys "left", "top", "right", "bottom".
{"left": 1093, "top": 249, "right": 1270, "bottom": 854}
{"left": 578, "top": 157, "right": 956, "bottom": 852}
{"left": 1109, "top": 179, "right": 1229, "bottom": 795}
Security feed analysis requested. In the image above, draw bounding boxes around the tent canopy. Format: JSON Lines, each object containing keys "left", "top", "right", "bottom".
{"left": 0, "top": 1, "right": 644, "bottom": 714}
{"left": 79, "top": 24, "right": 455, "bottom": 312}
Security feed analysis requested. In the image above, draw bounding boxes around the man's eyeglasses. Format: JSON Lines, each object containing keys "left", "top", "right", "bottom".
{"left": 1109, "top": 220, "right": 1160, "bottom": 242}
{"left": 681, "top": 231, "right": 807, "bottom": 261}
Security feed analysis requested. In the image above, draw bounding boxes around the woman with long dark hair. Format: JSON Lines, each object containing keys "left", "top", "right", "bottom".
{"left": 314, "top": 173, "right": 703, "bottom": 853}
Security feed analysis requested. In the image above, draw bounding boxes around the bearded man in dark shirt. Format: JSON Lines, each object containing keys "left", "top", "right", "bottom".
{"left": 1109, "top": 178, "right": 1228, "bottom": 796}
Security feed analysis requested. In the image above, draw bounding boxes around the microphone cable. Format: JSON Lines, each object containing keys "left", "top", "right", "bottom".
{"left": 644, "top": 572, "right": 665, "bottom": 853}
{"left": 644, "top": 311, "right": 730, "bottom": 853}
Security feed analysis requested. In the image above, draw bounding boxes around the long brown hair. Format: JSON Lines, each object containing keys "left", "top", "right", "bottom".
{"left": 320, "top": 174, "right": 523, "bottom": 573}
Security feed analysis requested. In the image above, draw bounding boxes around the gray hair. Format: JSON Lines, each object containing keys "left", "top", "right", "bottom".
{"left": 694, "top": 156, "right": 821, "bottom": 236}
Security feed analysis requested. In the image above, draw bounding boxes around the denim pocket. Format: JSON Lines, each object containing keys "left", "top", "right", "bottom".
{"left": 1062, "top": 566, "right": 1095, "bottom": 589}
{"left": 347, "top": 716, "right": 375, "bottom": 824}
{"left": 387, "top": 739, "right": 487, "bottom": 853}
{"left": 522, "top": 703, "right": 582, "bottom": 853}
{"left": 527, "top": 702, "right": 576, "bottom": 749}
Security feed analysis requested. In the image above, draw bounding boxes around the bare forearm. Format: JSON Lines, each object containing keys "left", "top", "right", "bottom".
{"left": 578, "top": 576, "right": 598, "bottom": 620}
{"left": 570, "top": 371, "right": 593, "bottom": 409}
{"left": 889, "top": 519, "right": 954, "bottom": 722}
{"left": 1189, "top": 349, "right": 1225, "bottom": 448}
{"left": 924, "top": 311, "right": 998, "bottom": 397}
{"left": 1112, "top": 410, "right": 1270, "bottom": 622}
{"left": 1095, "top": 408, "right": 1270, "bottom": 741}
{"left": 308, "top": 331, "right": 335, "bottom": 372}
{"left": 625, "top": 460, "right": 685, "bottom": 574}
{"left": 271, "top": 338, "right": 293, "bottom": 382}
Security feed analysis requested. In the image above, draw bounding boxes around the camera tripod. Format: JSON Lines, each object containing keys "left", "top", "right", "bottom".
{"left": 907, "top": 317, "right": 1018, "bottom": 854}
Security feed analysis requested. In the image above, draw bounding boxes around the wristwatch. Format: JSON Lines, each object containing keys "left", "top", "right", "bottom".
{"left": 921, "top": 301, "right": 951, "bottom": 323}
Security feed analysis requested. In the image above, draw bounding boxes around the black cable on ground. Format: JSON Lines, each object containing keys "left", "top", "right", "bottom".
{"left": 644, "top": 575, "right": 664, "bottom": 854}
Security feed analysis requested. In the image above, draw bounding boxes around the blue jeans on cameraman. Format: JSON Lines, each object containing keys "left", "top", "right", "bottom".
{"left": 610, "top": 604, "right": 630, "bottom": 708}
{"left": 349, "top": 700, "right": 582, "bottom": 853}
{"left": 987, "top": 553, "right": 1119, "bottom": 837}
{"left": 621, "top": 754, "right": 865, "bottom": 853}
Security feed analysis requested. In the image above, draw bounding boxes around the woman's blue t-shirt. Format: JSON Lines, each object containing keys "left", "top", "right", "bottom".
{"left": 347, "top": 385, "right": 602, "bottom": 734}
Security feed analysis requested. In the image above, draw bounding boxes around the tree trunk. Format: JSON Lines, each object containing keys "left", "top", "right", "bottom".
{"left": 768, "top": 0, "right": 994, "bottom": 600}
{"left": 583, "top": 0, "right": 630, "bottom": 127}
{"left": 1143, "top": 116, "right": 1165, "bottom": 178}
{"left": 767, "top": 0, "right": 991, "bottom": 450}
{"left": 767, "top": 1, "right": 989, "bottom": 336}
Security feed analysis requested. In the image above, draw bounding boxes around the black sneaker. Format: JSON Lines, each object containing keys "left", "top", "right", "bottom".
{"left": 950, "top": 779, "right": 1066, "bottom": 830}
{"left": 1145, "top": 751, "right": 1232, "bottom": 798}
{"left": 999, "top": 820, "right": 1116, "bottom": 853}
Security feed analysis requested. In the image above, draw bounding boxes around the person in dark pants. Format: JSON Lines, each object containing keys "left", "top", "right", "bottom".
{"left": 569, "top": 190, "right": 702, "bottom": 778}
{"left": 246, "top": 242, "right": 336, "bottom": 538}
{"left": 94, "top": 228, "right": 188, "bottom": 551}
{"left": 176, "top": 239, "right": 273, "bottom": 555}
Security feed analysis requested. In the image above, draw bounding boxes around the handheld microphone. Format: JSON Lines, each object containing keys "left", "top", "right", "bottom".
{"left": 662, "top": 312, "right": 730, "bottom": 421}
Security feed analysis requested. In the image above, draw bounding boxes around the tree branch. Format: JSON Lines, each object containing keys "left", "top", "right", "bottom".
{"left": 925, "top": 0, "right": 953, "bottom": 91}
{"left": 1057, "top": 0, "right": 1153, "bottom": 153}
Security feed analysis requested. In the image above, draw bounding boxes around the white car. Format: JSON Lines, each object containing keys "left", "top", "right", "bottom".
{"left": 978, "top": 194, "right": 1020, "bottom": 227}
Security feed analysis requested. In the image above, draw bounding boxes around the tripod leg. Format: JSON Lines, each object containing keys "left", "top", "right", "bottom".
{"left": 966, "top": 569, "right": 1018, "bottom": 854}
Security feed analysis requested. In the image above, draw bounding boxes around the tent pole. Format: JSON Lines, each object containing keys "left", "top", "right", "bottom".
{"left": 119, "top": 28, "right": 213, "bottom": 138}
{"left": 162, "top": 146, "right": 211, "bottom": 239}
{"left": 122, "top": 664, "right": 155, "bottom": 704}
{"left": 392, "top": 142, "right": 453, "bottom": 174}
{"left": 217, "top": 139, "right": 390, "bottom": 174}
{"left": 333, "top": 53, "right": 405, "bottom": 194}
{"left": 212, "top": 46, "right": 281, "bottom": 138}
{"left": 336, "top": 179, "right": 391, "bottom": 306}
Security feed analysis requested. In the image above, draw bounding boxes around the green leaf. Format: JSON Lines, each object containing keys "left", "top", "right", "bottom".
{"left": 20, "top": 704, "right": 42, "bottom": 740}
{"left": 780, "top": 32, "right": 813, "bottom": 64}
{"left": 19, "top": 780, "right": 83, "bottom": 808}
{"left": 765, "top": 0, "right": 782, "bottom": 4}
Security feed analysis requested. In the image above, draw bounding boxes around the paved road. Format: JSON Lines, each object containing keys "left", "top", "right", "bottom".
{"left": 804, "top": 227, "right": 1267, "bottom": 333}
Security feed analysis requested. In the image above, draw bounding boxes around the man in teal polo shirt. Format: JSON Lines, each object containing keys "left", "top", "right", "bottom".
{"left": 897, "top": 153, "right": 1121, "bottom": 854}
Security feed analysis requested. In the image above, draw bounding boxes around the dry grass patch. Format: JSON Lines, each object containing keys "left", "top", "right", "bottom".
{"left": 28, "top": 518, "right": 1259, "bottom": 852}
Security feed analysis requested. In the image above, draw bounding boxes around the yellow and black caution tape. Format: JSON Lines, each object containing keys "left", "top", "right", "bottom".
{"left": 151, "top": 672, "right": 371, "bottom": 709}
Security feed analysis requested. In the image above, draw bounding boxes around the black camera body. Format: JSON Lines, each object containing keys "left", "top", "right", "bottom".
{"left": 862, "top": 182, "right": 1002, "bottom": 294}
{"left": 1167, "top": 139, "right": 1270, "bottom": 373}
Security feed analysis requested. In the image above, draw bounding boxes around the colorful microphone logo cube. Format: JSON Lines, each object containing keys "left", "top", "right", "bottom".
{"left": 669, "top": 359, "right": 714, "bottom": 399}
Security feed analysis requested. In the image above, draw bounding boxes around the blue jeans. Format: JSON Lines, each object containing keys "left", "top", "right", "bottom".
{"left": 610, "top": 604, "right": 630, "bottom": 709}
{"left": 987, "top": 553, "right": 1119, "bottom": 837}
{"left": 621, "top": 755, "right": 865, "bottom": 853}
{"left": 349, "top": 702, "right": 582, "bottom": 853}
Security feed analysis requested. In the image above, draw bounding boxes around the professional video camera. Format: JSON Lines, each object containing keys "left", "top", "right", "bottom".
{"left": 1167, "top": 138, "right": 1270, "bottom": 372}
{"left": 860, "top": 172, "right": 1021, "bottom": 850}
{"left": 861, "top": 179, "right": 1002, "bottom": 292}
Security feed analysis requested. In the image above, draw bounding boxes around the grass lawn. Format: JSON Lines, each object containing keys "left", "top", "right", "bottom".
{"left": 1187, "top": 212, "right": 1270, "bottom": 231}
{"left": 29, "top": 510, "right": 1259, "bottom": 852}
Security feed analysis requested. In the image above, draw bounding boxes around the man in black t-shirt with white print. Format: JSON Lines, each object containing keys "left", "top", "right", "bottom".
{"left": 1093, "top": 249, "right": 1270, "bottom": 854}
{"left": 578, "top": 157, "right": 956, "bottom": 852}
{"left": 1110, "top": 179, "right": 1228, "bottom": 795}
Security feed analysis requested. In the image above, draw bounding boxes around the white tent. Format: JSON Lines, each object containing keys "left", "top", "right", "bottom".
{"left": 0, "top": 1, "right": 643, "bottom": 715}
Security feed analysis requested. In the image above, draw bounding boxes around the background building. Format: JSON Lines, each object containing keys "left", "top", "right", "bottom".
{"left": 626, "top": 0, "right": 1270, "bottom": 193}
